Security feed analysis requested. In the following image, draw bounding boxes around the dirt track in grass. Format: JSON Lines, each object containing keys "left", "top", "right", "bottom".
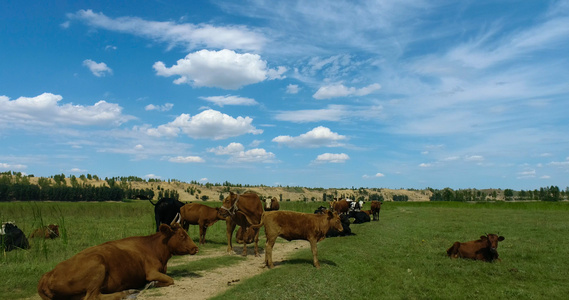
{"left": 136, "top": 240, "right": 307, "bottom": 300}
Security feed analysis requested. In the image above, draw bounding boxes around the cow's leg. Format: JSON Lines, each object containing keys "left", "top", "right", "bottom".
{"left": 265, "top": 236, "right": 276, "bottom": 268}
{"left": 198, "top": 221, "right": 206, "bottom": 245}
{"left": 226, "top": 219, "right": 237, "bottom": 254}
{"left": 309, "top": 239, "right": 320, "bottom": 269}
{"left": 446, "top": 242, "right": 460, "bottom": 258}
{"left": 241, "top": 226, "right": 249, "bottom": 256}
{"left": 146, "top": 270, "right": 175, "bottom": 287}
{"left": 253, "top": 227, "right": 261, "bottom": 257}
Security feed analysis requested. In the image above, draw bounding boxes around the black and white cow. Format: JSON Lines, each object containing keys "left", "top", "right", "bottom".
{"left": 1, "top": 222, "right": 30, "bottom": 251}
{"left": 148, "top": 198, "right": 186, "bottom": 232}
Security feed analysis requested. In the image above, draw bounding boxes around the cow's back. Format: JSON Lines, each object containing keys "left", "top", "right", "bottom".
{"left": 263, "top": 211, "right": 328, "bottom": 242}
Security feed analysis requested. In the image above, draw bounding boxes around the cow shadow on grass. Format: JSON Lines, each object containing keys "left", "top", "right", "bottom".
{"left": 168, "top": 268, "right": 202, "bottom": 279}
{"left": 276, "top": 258, "right": 337, "bottom": 268}
{"left": 231, "top": 245, "right": 265, "bottom": 256}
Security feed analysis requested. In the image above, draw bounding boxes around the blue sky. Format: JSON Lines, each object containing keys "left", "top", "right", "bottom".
{"left": 1, "top": 0, "right": 568, "bottom": 190}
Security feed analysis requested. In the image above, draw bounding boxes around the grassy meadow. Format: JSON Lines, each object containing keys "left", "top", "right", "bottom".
{"left": 1, "top": 200, "right": 568, "bottom": 299}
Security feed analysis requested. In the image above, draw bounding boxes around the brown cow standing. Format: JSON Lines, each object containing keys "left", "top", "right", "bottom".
{"left": 263, "top": 197, "right": 280, "bottom": 211}
{"left": 370, "top": 201, "right": 382, "bottom": 221}
{"left": 252, "top": 210, "right": 343, "bottom": 269}
{"left": 220, "top": 192, "right": 263, "bottom": 257}
{"left": 446, "top": 234, "right": 505, "bottom": 262}
{"left": 37, "top": 222, "right": 198, "bottom": 300}
{"left": 30, "top": 224, "right": 60, "bottom": 239}
{"left": 180, "top": 203, "right": 226, "bottom": 245}
{"left": 330, "top": 199, "right": 350, "bottom": 215}
{"left": 235, "top": 226, "right": 256, "bottom": 244}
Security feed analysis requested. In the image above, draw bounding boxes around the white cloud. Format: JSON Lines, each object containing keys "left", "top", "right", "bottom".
{"left": 419, "top": 163, "right": 433, "bottom": 168}
{"left": 286, "top": 84, "right": 299, "bottom": 94}
{"left": 313, "top": 83, "right": 381, "bottom": 99}
{"left": 153, "top": 49, "right": 286, "bottom": 89}
{"left": 208, "top": 142, "right": 275, "bottom": 163}
{"left": 375, "top": 173, "right": 385, "bottom": 177}
{"left": 144, "top": 174, "right": 161, "bottom": 179}
{"left": 274, "top": 104, "right": 383, "bottom": 123}
{"left": 272, "top": 126, "right": 347, "bottom": 148}
{"left": 145, "top": 109, "right": 262, "bottom": 140}
{"left": 69, "top": 168, "right": 86, "bottom": 173}
{"left": 200, "top": 95, "right": 258, "bottom": 107}
{"left": 68, "top": 9, "right": 266, "bottom": 51}
{"left": 314, "top": 153, "right": 350, "bottom": 163}
{"left": 0, "top": 163, "right": 27, "bottom": 170}
{"left": 464, "top": 155, "right": 484, "bottom": 162}
{"left": 83, "top": 59, "right": 113, "bottom": 77}
{"left": 0, "top": 93, "right": 134, "bottom": 127}
{"left": 168, "top": 156, "right": 205, "bottom": 163}
{"left": 145, "top": 103, "right": 173, "bottom": 111}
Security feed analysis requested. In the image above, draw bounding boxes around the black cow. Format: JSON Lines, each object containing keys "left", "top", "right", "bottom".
{"left": 149, "top": 198, "right": 186, "bottom": 232}
{"left": 349, "top": 211, "right": 371, "bottom": 224}
{"left": 314, "top": 207, "right": 354, "bottom": 237}
{"left": 1, "top": 222, "right": 30, "bottom": 251}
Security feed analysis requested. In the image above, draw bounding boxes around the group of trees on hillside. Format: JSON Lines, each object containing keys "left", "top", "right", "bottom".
{"left": 428, "top": 186, "right": 567, "bottom": 202}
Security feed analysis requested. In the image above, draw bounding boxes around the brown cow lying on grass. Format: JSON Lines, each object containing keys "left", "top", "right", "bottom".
{"left": 252, "top": 210, "right": 343, "bottom": 269}
{"left": 30, "top": 224, "right": 60, "bottom": 239}
{"left": 37, "top": 221, "right": 198, "bottom": 300}
{"left": 446, "top": 233, "right": 505, "bottom": 262}
{"left": 180, "top": 203, "right": 226, "bottom": 244}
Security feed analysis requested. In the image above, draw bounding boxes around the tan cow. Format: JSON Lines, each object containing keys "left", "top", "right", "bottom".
{"left": 30, "top": 224, "right": 60, "bottom": 239}
{"left": 446, "top": 233, "right": 505, "bottom": 262}
{"left": 37, "top": 221, "right": 198, "bottom": 300}
{"left": 180, "top": 203, "right": 226, "bottom": 244}
{"left": 253, "top": 210, "right": 343, "bottom": 269}
{"left": 219, "top": 192, "right": 263, "bottom": 257}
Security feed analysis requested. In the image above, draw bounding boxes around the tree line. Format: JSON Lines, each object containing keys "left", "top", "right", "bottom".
{"left": 428, "top": 186, "right": 568, "bottom": 202}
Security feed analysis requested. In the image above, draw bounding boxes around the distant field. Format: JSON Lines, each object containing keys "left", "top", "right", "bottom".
{"left": 1, "top": 201, "right": 568, "bottom": 299}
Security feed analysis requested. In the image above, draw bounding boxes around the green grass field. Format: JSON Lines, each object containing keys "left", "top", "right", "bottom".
{"left": 1, "top": 200, "right": 568, "bottom": 299}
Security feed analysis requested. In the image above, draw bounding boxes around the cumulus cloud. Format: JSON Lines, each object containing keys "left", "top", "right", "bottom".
{"left": 168, "top": 156, "right": 205, "bottom": 163}
{"left": 145, "top": 109, "right": 262, "bottom": 140}
{"left": 67, "top": 9, "right": 266, "bottom": 51}
{"left": 314, "top": 153, "right": 350, "bottom": 163}
{"left": 313, "top": 83, "right": 381, "bottom": 99}
{"left": 272, "top": 126, "right": 347, "bottom": 148}
{"left": 362, "top": 173, "right": 385, "bottom": 178}
{"left": 200, "top": 95, "right": 258, "bottom": 107}
{"left": 83, "top": 59, "right": 113, "bottom": 77}
{"left": 0, "top": 93, "right": 134, "bottom": 127}
{"left": 208, "top": 142, "right": 276, "bottom": 163}
{"left": 145, "top": 103, "right": 173, "bottom": 111}
{"left": 153, "top": 49, "right": 286, "bottom": 89}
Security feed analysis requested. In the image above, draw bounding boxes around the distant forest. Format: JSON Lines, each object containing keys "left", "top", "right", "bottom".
{"left": 0, "top": 171, "right": 567, "bottom": 202}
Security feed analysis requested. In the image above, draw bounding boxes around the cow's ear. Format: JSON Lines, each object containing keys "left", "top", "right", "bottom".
{"left": 480, "top": 235, "right": 487, "bottom": 240}
{"left": 159, "top": 224, "right": 174, "bottom": 235}
{"left": 498, "top": 236, "right": 505, "bottom": 241}
{"left": 327, "top": 211, "right": 334, "bottom": 219}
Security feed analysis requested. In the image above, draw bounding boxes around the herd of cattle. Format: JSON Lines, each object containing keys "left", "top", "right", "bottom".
{"left": 2, "top": 192, "right": 505, "bottom": 299}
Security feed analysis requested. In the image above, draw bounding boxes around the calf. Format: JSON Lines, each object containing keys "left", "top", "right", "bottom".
{"left": 1, "top": 222, "right": 30, "bottom": 251}
{"left": 180, "top": 203, "right": 226, "bottom": 244}
{"left": 149, "top": 197, "right": 186, "bottom": 232}
{"left": 253, "top": 210, "right": 343, "bottom": 269}
{"left": 38, "top": 221, "right": 198, "bottom": 300}
{"left": 30, "top": 224, "right": 60, "bottom": 239}
{"left": 370, "top": 201, "right": 382, "bottom": 221}
{"left": 235, "top": 226, "right": 258, "bottom": 244}
{"left": 446, "top": 234, "right": 505, "bottom": 262}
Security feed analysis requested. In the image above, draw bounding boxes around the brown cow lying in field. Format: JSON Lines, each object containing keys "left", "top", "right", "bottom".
{"left": 30, "top": 224, "right": 60, "bottom": 239}
{"left": 180, "top": 203, "right": 226, "bottom": 244}
{"left": 446, "top": 234, "right": 505, "bottom": 262}
{"left": 37, "top": 221, "right": 198, "bottom": 300}
{"left": 253, "top": 210, "right": 343, "bottom": 269}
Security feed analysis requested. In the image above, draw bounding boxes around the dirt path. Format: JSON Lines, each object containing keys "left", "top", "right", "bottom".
{"left": 136, "top": 240, "right": 307, "bottom": 300}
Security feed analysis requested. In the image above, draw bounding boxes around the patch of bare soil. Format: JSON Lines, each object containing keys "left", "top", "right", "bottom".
{"left": 136, "top": 240, "right": 308, "bottom": 300}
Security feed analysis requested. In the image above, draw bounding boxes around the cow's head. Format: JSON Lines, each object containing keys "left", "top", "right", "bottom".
{"left": 481, "top": 234, "right": 505, "bottom": 253}
{"left": 327, "top": 211, "right": 344, "bottom": 233}
{"left": 47, "top": 224, "right": 60, "bottom": 238}
{"left": 220, "top": 192, "right": 239, "bottom": 217}
{"left": 160, "top": 223, "right": 198, "bottom": 255}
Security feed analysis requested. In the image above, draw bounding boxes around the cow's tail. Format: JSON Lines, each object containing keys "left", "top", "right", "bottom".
{"left": 249, "top": 213, "right": 266, "bottom": 230}
{"left": 446, "top": 242, "right": 460, "bottom": 257}
{"left": 148, "top": 198, "right": 157, "bottom": 206}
